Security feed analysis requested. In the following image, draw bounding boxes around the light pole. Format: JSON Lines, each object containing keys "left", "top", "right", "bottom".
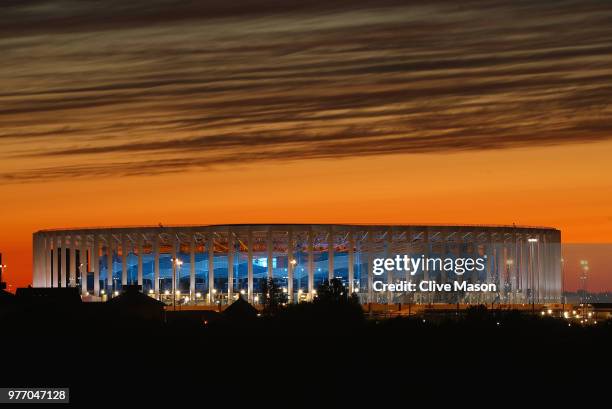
{"left": 528, "top": 238, "right": 538, "bottom": 313}
{"left": 0, "top": 262, "right": 7, "bottom": 291}
{"left": 289, "top": 258, "right": 297, "bottom": 303}
{"left": 78, "top": 263, "right": 84, "bottom": 289}
{"left": 0, "top": 263, "right": 6, "bottom": 282}
{"left": 171, "top": 257, "right": 183, "bottom": 311}
{"left": 579, "top": 260, "right": 589, "bottom": 306}
{"left": 505, "top": 259, "right": 513, "bottom": 304}
{"left": 561, "top": 257, "right": 565, "bottom": 311}
{"left": 211, "top": 288, "right": 217, "bottom": 305}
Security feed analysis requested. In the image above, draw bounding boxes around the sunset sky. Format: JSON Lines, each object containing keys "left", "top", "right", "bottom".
{"left": 1, "top": 0, "right": 611, "bottom": 291}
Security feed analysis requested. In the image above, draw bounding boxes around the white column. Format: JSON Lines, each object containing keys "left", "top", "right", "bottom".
{"left": 519, "top": 235, "right": 525, "bottom": 297}
{"left": 227, "top": 229, "right": 234, "bottom": 302}
{"left": 154, "top": 235, "right": 160, "bottom": 295}
{"left": 190, "top": 234, "right": 196, "bottom": 300}
{"left": 93, "top": 234, "right": 100, "bottom": 296}
{"left": 556, "top": 233, "right": 562, "bottom": 302}
{"left": 35, "top": 234, "right": 42, "bottom": 287}
{"left": 527, "top": 237, "right": 534, "bottom": 304}
{"left": 367, "top": 229, "right": 374, "bottom": 304}
{"left": 558, "top": 234, "right": 563, "bottom": 302}
{"left": 32, "top": 234, "right": 40, "bottom": 287}
{"left": 471, "top": 232, "right": 479, "bottom": 287}
{"left": 287, "top": 227, "right": 294, "bottom": 303}
{"left": 527, "top": 236, "right": 532, "bottom": 303}
{"left": 536, "top": 235, "right": 542, "bottom": 303}
{"left": 39, "top": 235, "right": 45, "bottom": 286}
{"left": 456, "top": 231, "right": 464, "bottom": 292}
{"left": 510, "top": 232, "right": 517, "bottom": 298}
{"left": 121, "top": 234, "right": 128, "bottom": 286}
{"left": 328, "top": 226, "right": 334, "bottom": 280}
{"left": 486, "top": 232, "right": 495, "bottom": 304}
{"left": 80, "top": 235, "right": 88, "bottom": 295}
{"left": 32, "top": 234, "right": 38, "bottom": 287}
{"left": 107, "top": 234, "right": 113, "bottom": 293}
{"left": 386, "top": 227, "right": 392, "bottom": 304}
{"left": 208, "top": 232, "right": 215, "bottom": 304}
{"left": 247, "top": 228, "right": 253, "bottom": 303}
{"left": 137, "top": 235, "right": 143, "bottom": 287}
{"left": 59, "top": 236, "right": 67, "bottom": 288}
{"left": 267, "top": 226, "right": 273, "bottom": 280}
{"left": 32, "top": 234, "right": 39, "bottom": 287}
{"left": 497, "top": 238, "right": 502, "bottom": 300}
{"left": 40, "top": 235, "right": 46, "bottom": 286}
{"left": 530, "top": 235, "right": 536, "bottom": 303}
{"left": 487, "top": 233, "right": 494, "bottom": 286}
{"left": 52, "top": 236, "right": 57, "bottom": 287}
{"left": 69, "top": 237, "right": 76, "bottom": 287}
{"left": 518, "top": 235, "right": 524, "bottom": 301}
{"left": 348, "top": 229, "right": 355, "bottom": 294}
{"left": 39, "top": 234, "right": 49, "bottom": 287}
{"left": 44, "top": 235, "right": 51, "bottom": 287}
{"left": 51, "top": 236, "right": 58, "bottom": 287}
{"left": 423, "top": 229, "right": 430, "bottom": 304}
{"left": 542, "top": 234, "right": 553, "bottom": 302}
{"left": 423, "top": 230, "right": 429, "bottom": 283}
{"left": 546, "top": 234, "right": 551, "bottom": 301}
{"left": 520, "top": 236, "right": 527, "bottom": 300}
{"left": 440, "top": 232, "right": 447, "bottom": 285}
{"left": 172, "top": 235, "right": 178, "bottom": 296}
{"left": 541, "top": 234, "right": 546, "bottom": 302}
{"left": 307, "top": 227, "right": 314, "bottom": 299}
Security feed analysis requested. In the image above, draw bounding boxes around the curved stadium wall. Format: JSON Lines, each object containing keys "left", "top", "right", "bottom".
{"left": 32, "top": 224, "right": 562, "bottom": 304}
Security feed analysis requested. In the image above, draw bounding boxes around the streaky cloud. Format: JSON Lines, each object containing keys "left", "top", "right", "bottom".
{"left": 1, "top": 0, "right": 611, "bottom": 183}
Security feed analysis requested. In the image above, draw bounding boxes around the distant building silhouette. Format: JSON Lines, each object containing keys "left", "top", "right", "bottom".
{"left": 223, "top": 296, "right": 258, "bottom": 322}
{"left": 15, "top": 287, "right": 82, "bottom": 307}
{"left": 106, "top": 284, "right": 165, "bottom": 321}
{"left": 0, "top": 284, "right": 16, "bottom": 313}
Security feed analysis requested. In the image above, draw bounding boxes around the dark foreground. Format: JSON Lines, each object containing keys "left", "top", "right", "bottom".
{"left": 1, "top": 303, "right": 611, "bottom": 406}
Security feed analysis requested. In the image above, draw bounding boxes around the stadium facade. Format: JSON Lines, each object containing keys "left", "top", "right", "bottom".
{"left": 32, "top": 224, "right": 562, "bottom": 305}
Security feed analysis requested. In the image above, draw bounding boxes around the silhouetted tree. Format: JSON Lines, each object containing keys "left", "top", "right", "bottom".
{"left": 259, "top": 278, "right": 287, "bottom": 315}
{"left": 464, "top": 304, "right": 490, "bottom": 323}
{"left": 314, "top": 278, "right": 359, "bottom": 305}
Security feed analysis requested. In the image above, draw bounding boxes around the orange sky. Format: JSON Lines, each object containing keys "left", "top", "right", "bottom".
{"left": 1, "top": 1, "right": 611, "bottom": 292}
{"left": 2, "top": 141, "right": 611, "bottom": 291}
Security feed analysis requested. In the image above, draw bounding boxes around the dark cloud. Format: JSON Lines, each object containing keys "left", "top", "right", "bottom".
{"left": 1, "top": 0, "right": 611, "bottom": 183}
{"left": 0, "top": 0, "right": 411, "bottom": 36}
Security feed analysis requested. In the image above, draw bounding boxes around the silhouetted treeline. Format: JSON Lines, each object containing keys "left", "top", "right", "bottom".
{"left": 1, "top": 283, "right": 611, "bottom": 405}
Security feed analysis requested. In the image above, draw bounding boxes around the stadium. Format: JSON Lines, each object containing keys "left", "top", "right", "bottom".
{"left": 32, "top": 224, "right": 562, "bottom": 305}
